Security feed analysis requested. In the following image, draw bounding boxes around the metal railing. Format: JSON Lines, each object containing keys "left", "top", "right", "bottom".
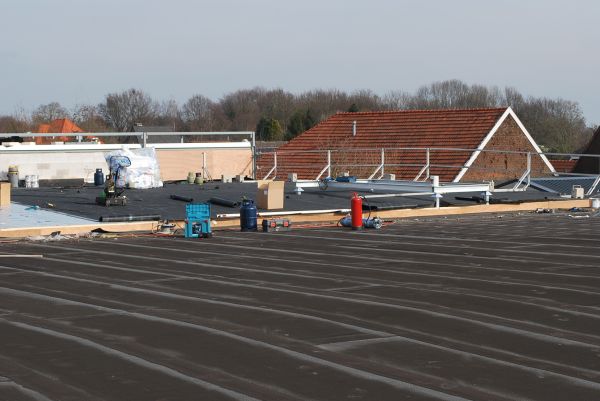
{"left": 256, "top": 146, "right": 600, "bottom": 192}
{"left": 0, "top": 131, "right": 254, "bottom": 145}
{"left": 1, "top": 131, "right": 257, "bottom": 179}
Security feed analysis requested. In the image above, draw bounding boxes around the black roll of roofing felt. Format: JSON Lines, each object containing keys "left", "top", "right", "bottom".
{"left": 209, "top": 197, "right": 240, "bottom": 208}
{"left": 170, "top": 195, "right": 194, "bottom": 202}
{"left": 99, "top": 215, "right": 161, "bottom": 222}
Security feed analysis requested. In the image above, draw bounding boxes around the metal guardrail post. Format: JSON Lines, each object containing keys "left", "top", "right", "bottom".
{"left": 414, "top": 148, "right": 431, "bottom": 181}
{"left": 262, "top": 152, "right": 277, "bottom": 180}
{"left": 368, "top": 149, "right": 385, "bottom": 179}
{"left": 426, "top": 148, "right": 430, "bottom": 179}
{"left": 316, "top": 150, "right": 332, "bottom": 180}
{"left": 251, "top": 132, "right": 256, "bottom": 180}
{"left": 526, "top": 152, "right": 531, "bottom": 187}
{"left": 142, "top": 132, "right": 147, "bottom": 148}
{"left": 512, "top": 152, "right": 532, "bottom": 191}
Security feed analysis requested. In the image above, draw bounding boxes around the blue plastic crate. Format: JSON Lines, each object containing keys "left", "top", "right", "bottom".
{"left": 185, "top": 203, "right": 211, "bottom": 238}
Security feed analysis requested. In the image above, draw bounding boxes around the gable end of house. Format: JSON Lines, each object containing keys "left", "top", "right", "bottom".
{"left": 455, "top": 108, "right": 556, "bottom": 182}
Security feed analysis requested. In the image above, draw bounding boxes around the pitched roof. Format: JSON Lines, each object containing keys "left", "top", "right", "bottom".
{"left": 36, "top": 123, "right": 51, "bottom": 134}
{"left": 34, "top": 118, "right": 85, "bottom": 145}
{"left": 549, "top": 159, "right": 577, "bottom": 173}
{"left": 574, "top": 126, "right": 600, "bottom": 174}
{"left": 36, "top": 118, "right": 84, "bottom": 134}
{"left": 261, "top": 108, "right": 510, "bottom": 181}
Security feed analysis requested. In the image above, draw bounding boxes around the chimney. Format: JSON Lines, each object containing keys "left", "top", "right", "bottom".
{"left": 352, "top": 121, "right": 357, "bottom": 136}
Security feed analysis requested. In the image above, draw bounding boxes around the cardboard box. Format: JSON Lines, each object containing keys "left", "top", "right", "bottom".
{"left": 0, "top": 182, "right": 10, "bottom": 207}
{"left": 256, "top": 180, "right": 284, "bottom": 210}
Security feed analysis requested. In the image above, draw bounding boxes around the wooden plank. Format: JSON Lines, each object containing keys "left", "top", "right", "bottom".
{"left": 0, "top": 221, "right": 158, "bottom": 238}
{"left": 0, "top": 182, "right": 10, "bottom": 207}
{"left": 0, "top": 199, "right": 591, "bottom": 238}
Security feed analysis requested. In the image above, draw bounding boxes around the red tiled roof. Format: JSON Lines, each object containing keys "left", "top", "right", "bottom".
{"left": 259, "top": 108, "right": 508, "bottom": 181}
{"left": 550, "top": 159, "right": 577, "bottom": 173}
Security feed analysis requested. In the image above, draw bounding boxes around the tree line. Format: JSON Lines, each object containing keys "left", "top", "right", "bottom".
{"left": 0, "top": 80, "right": 596, "bottom": 153}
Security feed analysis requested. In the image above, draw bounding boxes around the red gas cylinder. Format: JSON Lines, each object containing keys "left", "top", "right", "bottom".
{"left": 351, "top": 193, "right": 363, "bottom": 230}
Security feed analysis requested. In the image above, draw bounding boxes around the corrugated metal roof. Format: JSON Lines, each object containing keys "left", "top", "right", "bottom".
{"left": 529, "top": 176, "right": 600, "bottom": 195}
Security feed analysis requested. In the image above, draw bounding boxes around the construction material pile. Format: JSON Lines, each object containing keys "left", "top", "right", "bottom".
{"left": 105, "top": 148, "right": 162, "bottom": 189}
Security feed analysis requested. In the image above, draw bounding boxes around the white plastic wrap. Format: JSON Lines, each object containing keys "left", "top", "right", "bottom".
{"left": 104, "top": 147, "right": 163, "bottom": 189}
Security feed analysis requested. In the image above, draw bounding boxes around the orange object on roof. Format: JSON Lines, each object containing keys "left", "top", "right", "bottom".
{"left": 34, "top": 118, "right": 85, "bottom": 144}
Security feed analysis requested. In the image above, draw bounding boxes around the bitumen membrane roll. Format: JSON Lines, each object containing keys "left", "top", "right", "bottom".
{"left": 99, "top": 214, "right": 161, "bottom": 222}
{"left": 209, "top": 197, "right": 240, "bottom": 208}
{"left": 170, "top": 195, "right": 194, "bottom": 202}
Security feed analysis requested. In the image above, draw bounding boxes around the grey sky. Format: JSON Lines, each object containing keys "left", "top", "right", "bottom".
{"left": 1, "top": 0, "right": 598, "bottom": 124}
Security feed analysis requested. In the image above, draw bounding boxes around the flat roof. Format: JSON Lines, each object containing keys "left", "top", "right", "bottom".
{"left": 10, "top": 182, "right": 563, "bottom": 221}
{"left": 0, "top": 213, "right": 598, "bottom": 400}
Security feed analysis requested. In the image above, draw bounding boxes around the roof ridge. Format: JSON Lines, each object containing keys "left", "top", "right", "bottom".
{"left": 335, "top": 107, "right": 508, "bottom": 116}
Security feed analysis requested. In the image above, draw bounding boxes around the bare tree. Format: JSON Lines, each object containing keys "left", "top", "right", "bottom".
{"left": 155, "top": 99, "right": 183, "bottom": 130}
{"left": 32, "top": 102, "right": 69, "bottom": 125}
{"left": 98, "top": 88, "right": 157, "bottom": 132}
{"left": 382, "top": 90, "right": 411, "bottom": 110}
{"left": 182, "top": 94, "right": 220, "bottom": 131}
{"left": 220, "top": 88, "right": 263, "bottom": 131}
{"left": 0, "top": 115, "right": 30, "bottom": 133}
{"left": 515, "top": 97, "right": 588, "bottom": 153}
{"left": 71, "top": 104, "right": 108, "bottom": 132}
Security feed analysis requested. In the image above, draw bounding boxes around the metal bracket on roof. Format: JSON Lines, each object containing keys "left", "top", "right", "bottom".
{"left": 368, "top": 149, "right": 385, "bottom": 180}
{"left": 413, "top": 148, "right": 430, "bottom": 182}
{"left": 315, "top": 150, "right": 332, "bottom": 180}
{"left": 496, "top": 152, "right": 531, "bottom": 192}
{"left": 511, "top": 168, "right": 531, "bottom": 191}
{"left": 263, "top": 153, "right": 277, "bottom": 180}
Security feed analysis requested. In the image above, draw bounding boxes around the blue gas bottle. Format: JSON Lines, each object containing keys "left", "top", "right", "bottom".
{"left": 94, "top": 168, "right": 105, "bottom": 186}
{"left": 240, "top": 199, "right": 258, "bottom": 232}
